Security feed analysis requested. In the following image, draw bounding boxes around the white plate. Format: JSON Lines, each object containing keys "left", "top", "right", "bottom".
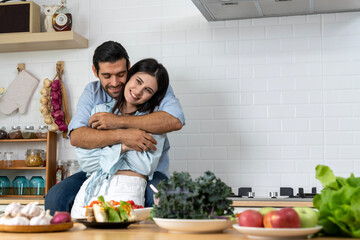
{"left": 134, "top": 207, "right": 152, "bottom": 221}
{"left": 232, "top": 224, "right": 322, "bottom": 239}
{"left": 153, "top": 218, "right": 234, "bottom": 233}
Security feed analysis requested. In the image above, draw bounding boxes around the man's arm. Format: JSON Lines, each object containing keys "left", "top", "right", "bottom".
{"left": 70, "top": 127, "right": 157, "bottom": 151}
{"left": 89, "top": 85, "right": 185, "bottom": 133}
{"left": 89, "top": 111, "right": 182, "bottom": 134}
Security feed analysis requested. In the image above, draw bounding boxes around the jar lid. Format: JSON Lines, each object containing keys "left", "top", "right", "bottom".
{"left": 39, "top": 125, "right": 48, "bottom": 130}
{"left": 11, "top": 126, "right": 20, "bottom": 130}
{"left": 25, "top": 126, "right": 34, "bottom": 130}
{"left": 0, "top": 126, "right": 6, "bottom": 130}
{"left": 26, "top": 149, "right": 43, "bottom": 155}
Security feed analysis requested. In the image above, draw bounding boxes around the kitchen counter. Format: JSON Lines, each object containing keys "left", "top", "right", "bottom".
{"left": 0, "top": 221, "right": 350, "bottom": 240}
{"left": 230, "top": 197, "right": 313, "bottom": 208}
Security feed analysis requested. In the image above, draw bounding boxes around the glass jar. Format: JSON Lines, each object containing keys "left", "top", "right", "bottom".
{"left": 25, "top": 149, "right": 44, "bottom": 167}
{"left": 12, "top": 176, "right": 28, "bottom": 195}
{"left": 8, "top": 126, "right": 22, "bottom": 139}
{"left": 21, "top": 125, "right": 36, "bottom": 139}
{"left": 36, "top": 125, "right": 48, "bottom": 139}
{"left": 65, "top": 160, "right": 79, "bottom": 178}
{"left": 29, "top": 176, "right": 45, "bottom": 195}
{"left": 0, "top": 126, "right": 8, "bottom": 139}
{"left": 0, "top": 176, "right": 10, "bottom": 195}
{"left": 3, "top": 152, "right": 13, "bottom": 167}
{"left": 52, "top": 0, "right": 72, "bottom": 31}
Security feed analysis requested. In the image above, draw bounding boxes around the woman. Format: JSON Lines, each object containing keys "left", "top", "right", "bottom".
{"left": 71, "top": 58, "right": 169, "bottom": 218}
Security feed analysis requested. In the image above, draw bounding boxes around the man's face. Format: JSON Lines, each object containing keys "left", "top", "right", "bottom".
{"left": 93, "top": 58, "right": 128, "bottom": 99}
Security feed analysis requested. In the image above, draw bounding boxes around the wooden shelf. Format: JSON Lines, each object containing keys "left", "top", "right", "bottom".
{"left": 0, "top": 138, "right": 46, "bottom": 143}
{"left": 0, "top": 31, "right": 88, "bottom": 53}
{"left": 0, "top": 196, "right": 44, "bottom": 205}
{"left": 0, "top": 131, "right": 57, "bottom": 200}
{"left": 0, "top": 160, "right": 46, "bottom": 169}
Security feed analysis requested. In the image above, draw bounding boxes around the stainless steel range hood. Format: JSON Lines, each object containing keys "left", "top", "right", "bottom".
{"left": 191, "top": 0, "right": 360, "bottom": 21}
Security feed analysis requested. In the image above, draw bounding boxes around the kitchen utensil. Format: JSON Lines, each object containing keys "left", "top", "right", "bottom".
{"left": 153, "top": 218, "right": 234, "bottom": 233}
{"left": 232, "top": 224, "right": 322, "bottom": 239}
{"left": 74, "top": 219, "right": 136, "bottom": 229}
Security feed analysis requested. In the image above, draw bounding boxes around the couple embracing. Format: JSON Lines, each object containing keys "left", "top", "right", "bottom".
{"left": 45, "top": 41, "right": 185, "bottom": 217}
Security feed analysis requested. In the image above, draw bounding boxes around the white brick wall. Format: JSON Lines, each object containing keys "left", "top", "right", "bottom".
{"left": 1, "top": 0, "right": 360, "bottom": 195}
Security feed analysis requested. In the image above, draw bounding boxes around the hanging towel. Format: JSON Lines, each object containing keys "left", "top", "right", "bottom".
{"left": 0, "top": 70, "right": 39, "bottom": 115}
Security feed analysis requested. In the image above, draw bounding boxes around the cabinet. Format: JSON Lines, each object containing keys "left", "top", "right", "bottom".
{"left": 0, "top": 131, "right": 57, "bottom": 204}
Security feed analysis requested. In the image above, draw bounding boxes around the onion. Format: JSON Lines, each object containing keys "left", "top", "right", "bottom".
{"left": 58, "top": 124, "right": 68, "bottom": 132}
{"left": 51, "top": 99, "right": 61, "bottom": 106}
{"left": 50, "top": 211, "right": 71, "bottom": 224}
{"left": 51, "top": 83, "right": 59, "bottom": 91}
{"left": 52, "top": 104, "right": 61, "bottom": 111}
{"left": 55, "top": 119, "right": 63, "bottom": 126}
{"left": 53, "top": 110, "right": 64, "bottom": 120}
{"left": 51, "top": 92, "right": 59, "bottom": 100}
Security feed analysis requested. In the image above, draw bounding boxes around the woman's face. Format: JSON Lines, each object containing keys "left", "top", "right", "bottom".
{"left": 124, "top": 72, "right": 158, "bottom": 108}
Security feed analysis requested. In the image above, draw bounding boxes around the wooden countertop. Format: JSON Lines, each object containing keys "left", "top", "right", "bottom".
{"left": 231, "top": 200, "right": 313, "bottom": 208}
{"left": 0, "top": 221, "right": 350, "bottom": 240}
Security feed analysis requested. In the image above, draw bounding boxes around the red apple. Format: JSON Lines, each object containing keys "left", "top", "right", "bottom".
{"left": 263, "top": 210, "right": 276, "bottom": 228}
{"left": 238, "top": 210, "right": 263, "bottom": 227}
{"left": 269, "top": 208, "right": 301, "bottom": 228}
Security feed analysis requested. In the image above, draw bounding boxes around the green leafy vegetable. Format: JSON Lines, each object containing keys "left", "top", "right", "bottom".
{"left": 314, "top": 164, "right": 360, "bottom": 237}
{"left": 97, "top": 195, "right": 129, "bottom": 222}
{"left": 152, "top": 171, "right": 234, "bottom": 219}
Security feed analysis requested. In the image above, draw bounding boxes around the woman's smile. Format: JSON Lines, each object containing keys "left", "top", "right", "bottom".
{"left": 129, "top": 90, "right": 140, "bottom": 100}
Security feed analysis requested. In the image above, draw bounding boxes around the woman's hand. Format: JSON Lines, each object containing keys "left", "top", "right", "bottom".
{"left": 121, "top": 144, "right": 132, "bottom": 153}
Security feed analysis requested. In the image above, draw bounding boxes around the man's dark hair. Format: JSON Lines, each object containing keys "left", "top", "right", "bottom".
{"left": 92, "top": 41, "right": 130, "bottom": 75}
{"left": 112, "top": 58, "right": 169, "bottom": 114}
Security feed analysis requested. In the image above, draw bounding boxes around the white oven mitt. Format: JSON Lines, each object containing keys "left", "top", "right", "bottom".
{"left": 0, "top": 70, "right": 39, "bottom": 115}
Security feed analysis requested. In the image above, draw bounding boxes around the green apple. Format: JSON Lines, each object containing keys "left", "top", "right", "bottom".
{"left": 293, "top": 207, "right": 318, "bottom": 228}
{"left": 259, "top": 207, "right": 276, "bottom": 216}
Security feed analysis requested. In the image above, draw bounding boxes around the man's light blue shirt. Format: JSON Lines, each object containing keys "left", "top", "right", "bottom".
{"left": 68, "top": 81, "right": 185, "bottom": 178}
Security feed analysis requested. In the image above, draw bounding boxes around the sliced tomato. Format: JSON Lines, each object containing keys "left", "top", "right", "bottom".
{"left": 126, "top": 200, "right": 144, "bottom": 209}
{"left": 89, "top": 200, "right": 102, "bottom": 207}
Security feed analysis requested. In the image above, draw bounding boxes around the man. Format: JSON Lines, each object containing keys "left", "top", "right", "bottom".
{"left": 45, "top": 41, "right": 185, "bottom": 214}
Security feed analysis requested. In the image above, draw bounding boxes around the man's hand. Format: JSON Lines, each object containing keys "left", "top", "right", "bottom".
{"left": 70, "top": 127, "right": 157, "bottom": 150}
{"left": 89, "top": 112, "right": 121, "bottom": 130}
{"left": 121, "top": 128, "right": 157, "bottom": 152}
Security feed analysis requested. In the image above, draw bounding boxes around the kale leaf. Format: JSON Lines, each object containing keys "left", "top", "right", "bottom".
{"left": 152, "top": 171, "right": 234, "bottom": 219}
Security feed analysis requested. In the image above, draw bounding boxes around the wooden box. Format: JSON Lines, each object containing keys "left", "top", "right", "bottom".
{"left": 0, "top": 1, "right": 40, "bottom": 34}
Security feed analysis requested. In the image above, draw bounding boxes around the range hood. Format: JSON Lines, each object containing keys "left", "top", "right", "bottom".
{"left": 191, "top": 0, "right": 360, "bottom": 21}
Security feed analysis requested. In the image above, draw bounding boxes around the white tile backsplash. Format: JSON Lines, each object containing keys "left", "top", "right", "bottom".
{"left": 1, "top": 0, "right": 360, "bottom": 195}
